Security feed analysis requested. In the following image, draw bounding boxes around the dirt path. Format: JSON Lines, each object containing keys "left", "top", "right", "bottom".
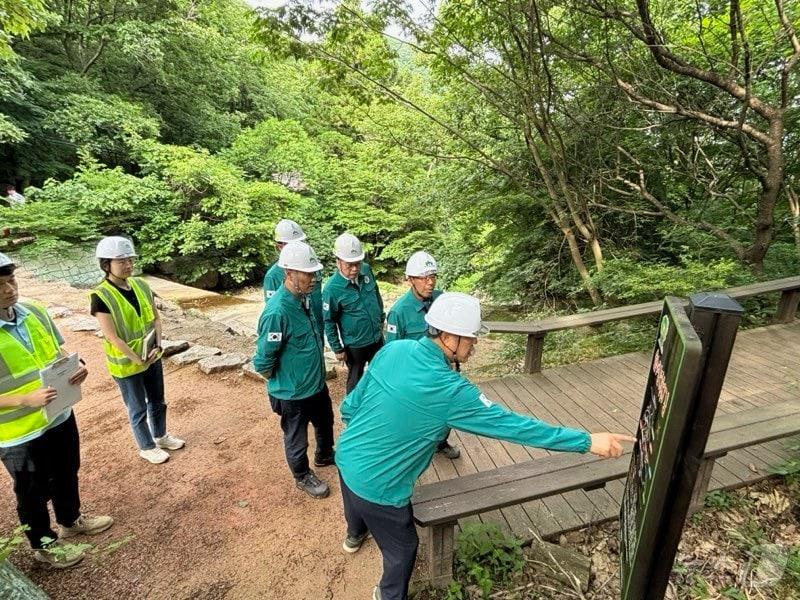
{"left": 0, "top": 273, "right": 386, "bottom": 599}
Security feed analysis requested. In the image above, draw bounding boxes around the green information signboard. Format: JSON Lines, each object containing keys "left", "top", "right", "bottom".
{"left": 620, "top": 293, "right": 743, "bottom": 600}
{"left": 620, "top": 297, "right": 703, "bottom": 598}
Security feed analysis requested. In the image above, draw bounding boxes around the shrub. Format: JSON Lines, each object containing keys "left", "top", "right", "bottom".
{"left": 591, "top": 257, "right": 755, "bottom": 305}
{"left": 452, "top": 523, "right": 524, "bottom": 598}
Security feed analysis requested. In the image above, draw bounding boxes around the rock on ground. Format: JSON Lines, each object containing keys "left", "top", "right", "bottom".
{"left": 47, "top": 306, "right": 73, "bottom": 319}
{"left": 161, "top": 339, "right": 190, "bottom": 357}
{"left": 242, "top": 362, "right": 265, "bottom": 382}
{"left": 170, "top": 345, "right": 221, "bottom": 365}
{"left": 198, "top": 353, "right": 249, "bottom": 374}
{"left": 66, "top": 316, "right": 100, "bottom": 332}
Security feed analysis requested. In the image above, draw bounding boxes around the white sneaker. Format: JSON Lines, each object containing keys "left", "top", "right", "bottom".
{"left": 154, "top": 433, "right": 185, "bottom": 450}
{"left": 139, "top": 447, "right": 170, "bottom": 464}
{"left": 34, "top": 542, "right": 86, "bottom": 569}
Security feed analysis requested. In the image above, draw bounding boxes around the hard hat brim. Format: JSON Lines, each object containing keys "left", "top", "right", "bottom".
{"left": 96, "top": 252, "right": 138, "bottom": 259}
{"left": 282, "top": 263, "right": 323, "bottom": 273}
{"left": 275, "top": 233, "right": 307, "bottom": 243}
{"left": 406, "top": 269, "right": 438, "bottom": 277}
{"left": 335, "top": 252, "right": 365, "bottom": 262}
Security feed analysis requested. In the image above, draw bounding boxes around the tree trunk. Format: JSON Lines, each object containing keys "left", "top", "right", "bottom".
{"left": 788, "top": 187, "right": 800, "bottom": 257}
{"left": 553, "top": 214, "right": 602, "bottom": 305}
{"left": 743, "top": 117, "right": 784, "bottom": 272}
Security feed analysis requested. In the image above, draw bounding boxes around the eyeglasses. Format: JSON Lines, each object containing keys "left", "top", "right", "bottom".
{"left": 112, "top": 257, "right": 136, "bottom": 265}
{"left": 411, "top": 274, "right": 437, "bottom": 282}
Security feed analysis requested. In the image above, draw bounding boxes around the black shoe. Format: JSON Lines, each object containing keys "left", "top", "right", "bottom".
{"left": 437, "top": 442, "right": 461, "bottom": 460}
{"left": 296, "top": 470, "right": 330, "bottom": 499}
{"left": 314, "top": 452, "right": 336, "bottom": 467}
{"left": 342, "top": 531, "right": 369, "bottom": 554}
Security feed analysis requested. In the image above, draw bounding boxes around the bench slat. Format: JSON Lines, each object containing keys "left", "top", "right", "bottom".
{"left": 704, "top": 414, "right": 800, "bottom": 458}
{"left": 414, "top": 456, "right": 630, "bottom": 526}
{"left": 413, "top": 403, "right": 800, "bottom": 527}
{"left": 413, "top": 402, "right": 799, "bottom": 506}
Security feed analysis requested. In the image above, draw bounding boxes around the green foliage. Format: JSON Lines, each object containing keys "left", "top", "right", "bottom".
{"left": 0, "top": 0, "right": 51, "bottom": 59}
{"left": 0, "top": 113, "right": 26, "bottom": 143}
{"left": 0, "top": 525, "right": 28, "bottom": 562}
{"left": 39, "top": 536, "right": 93, "bottom": 561}
{"left": 689, "top": 574, "right": 711, "bottom": 599}
{"left": 591, "top": 258, "right": 755, "bottom": 305}
{"left": 720, "top": 587, "right": 747, "bottom": 600}
{"left": 785, "top": 545, "right": 800, "bottom": 586}
{"left": 39, "top": 79, "right": 160, "bottom": 161}
{"left": 452, "top": 523, "right": 524, "bottom": 598}
{"left": 133, "top": 140, "right": 301, "bottom": 285}
{"left": 223, "top": 117, "right": 327, "bottom": 188}
{"left": 771, "top": 439, "right": 800, "bottom": 477}
{"left": 704, "top": 490, "right": 738, "bottom": 511}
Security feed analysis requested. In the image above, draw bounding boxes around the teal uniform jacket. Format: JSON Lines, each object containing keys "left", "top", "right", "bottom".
{"left": 385, "top": 288, "right": 443, "bottom": 342}
{"left": 336, "top": 338, "right": 591, "bottom": 507}
{"left": 322, "top": 263, "right": 384, "bottom": 354}
{"left": 263, "top": 262, "right": 324, "bottom": 338}
{"left": 253, "top": 284, "right": 326, "bottom": 400}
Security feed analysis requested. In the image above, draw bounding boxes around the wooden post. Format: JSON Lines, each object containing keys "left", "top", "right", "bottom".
{"left": 688, "top": 457, "right": 716, "bottom": 515}
{"left": 524, "top": 334, "right": 546, "bottom": 374}
{"left": 775, "top": 289, "right": 800, "bottom": 324}
{"left": 426, "top": 522, "right": 456, "bottom": 588}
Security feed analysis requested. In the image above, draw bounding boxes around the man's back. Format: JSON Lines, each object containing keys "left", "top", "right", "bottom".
{"left": 337, "top": 338, "right": 470, "bottom": 506}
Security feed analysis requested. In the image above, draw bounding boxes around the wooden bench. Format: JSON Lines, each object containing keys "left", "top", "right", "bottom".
{"left": 485, "top": 276, "right": 800, "bottom": 373}
{"left": 411, "top": 401, "right": 800, "bottom": 587}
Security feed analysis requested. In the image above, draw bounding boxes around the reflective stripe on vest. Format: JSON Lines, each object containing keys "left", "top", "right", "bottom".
{"left": 91, "top": 278, "right": 156, "bottom": 378}
{"left": 0, "top": 302, "right": 61, "bottom": 443}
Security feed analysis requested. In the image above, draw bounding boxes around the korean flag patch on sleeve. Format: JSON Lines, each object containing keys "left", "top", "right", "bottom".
{"left": 267, "top": 332, "right": 283, "bottom": 342}
{"left": 265, "top": 290, "right": 275, "bottom": 298}
{"left": 323, "top": 302, "right": 330, "bottom": 311}
{"left": 386, "top": 323, "right": 397, "bottom": 334}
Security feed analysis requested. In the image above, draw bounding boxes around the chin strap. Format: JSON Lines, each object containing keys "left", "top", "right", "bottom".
{"left": 442, "top": 336, "right": 460, "bottom": 363}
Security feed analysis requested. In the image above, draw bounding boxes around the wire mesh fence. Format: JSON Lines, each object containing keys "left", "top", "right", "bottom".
{"left": 5, "top": 242, "right": 110, "bottom": 289}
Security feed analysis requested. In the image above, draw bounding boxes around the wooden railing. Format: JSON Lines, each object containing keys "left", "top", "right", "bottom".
{"left": 484, "top": 276, "right": 800, "bottom": 374}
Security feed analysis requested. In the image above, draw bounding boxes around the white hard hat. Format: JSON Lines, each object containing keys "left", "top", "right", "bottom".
{"left": 96, "top": 236, "right": 137, "bottom": 259}
{"left": 406, "top": 251, "right": 438, "bottom": 277}
{"left": 425, "top": 292, "right": 489, "bottom": 338}
{"left": 0, "top": 252, "right": 13, "bottom": 268}
{"left": 274, "top": 219, "right": 306, "bottom": 243}
{"left": 334, "top": 233, "right": 365, "bottom": 262}
{"left": 278, "top": 241, "right": 323, "bottom": 273}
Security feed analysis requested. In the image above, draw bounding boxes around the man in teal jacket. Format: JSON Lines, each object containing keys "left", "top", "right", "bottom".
{"left": 336, "top": 292, "right": 635, "bottom": 600}
{"left": 322, "top": 232, "right": 384, "bottom": 393}
{"left": 254, "top": 241, "right": 334, "bottom": 499}
{"left": 263, "top": 219, "right": 324, "bottom": 338}
{"left": 385, "top": 251, "right": 459, "bottom": 460}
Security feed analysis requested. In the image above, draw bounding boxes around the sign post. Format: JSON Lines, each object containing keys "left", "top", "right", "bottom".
{"left": 620, "top": 294, "right": 743, "bottom": 600}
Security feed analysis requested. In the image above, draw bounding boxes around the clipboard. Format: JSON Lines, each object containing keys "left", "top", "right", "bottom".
{"left": 39, "top": 353, "right": 82, "bottom": 422}
{"left": 141, "top": 329, "right": 157, "bottom": 361}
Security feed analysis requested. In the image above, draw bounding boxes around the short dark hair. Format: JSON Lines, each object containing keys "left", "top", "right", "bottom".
{"left": 0, "top": 264, "right": 15, "bottom": 277}
{"left": 99, "top": 258, "right": 112, "bottom": 274}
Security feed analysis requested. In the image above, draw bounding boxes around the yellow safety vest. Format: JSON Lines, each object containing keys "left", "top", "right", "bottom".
{"left": 90, "top": 278, "right": 156, "bottom": 378}
{"left": 0, "top": 302, "right": 61, "bottom": 444}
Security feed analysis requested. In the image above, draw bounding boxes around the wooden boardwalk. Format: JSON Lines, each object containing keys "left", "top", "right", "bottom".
{"left": 417, "top": 321, "right": 800, "bottom": 542}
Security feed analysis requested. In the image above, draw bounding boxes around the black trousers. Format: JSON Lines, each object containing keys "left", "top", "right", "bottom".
{"left": 0, "top": 412, "right": 81, "bottom": 548}
{"left": 273, "top": 385, "right": 335, "bottom": 480}
{"left": 340, "top": 475, "right": 418, "bottom": 600}
{"left": 436, "top": 430, "right": 453, "bottom": 451}
{"left": 344, "top": 338, "right": 384, "bottom": 394}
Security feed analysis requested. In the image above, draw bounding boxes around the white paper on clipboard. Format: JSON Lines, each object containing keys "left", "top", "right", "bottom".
{"left": 39, "top": 353, "right": 82, "bottom": 422}
{"left": 141, "top": 329, "right": 157, "bottom": 361}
